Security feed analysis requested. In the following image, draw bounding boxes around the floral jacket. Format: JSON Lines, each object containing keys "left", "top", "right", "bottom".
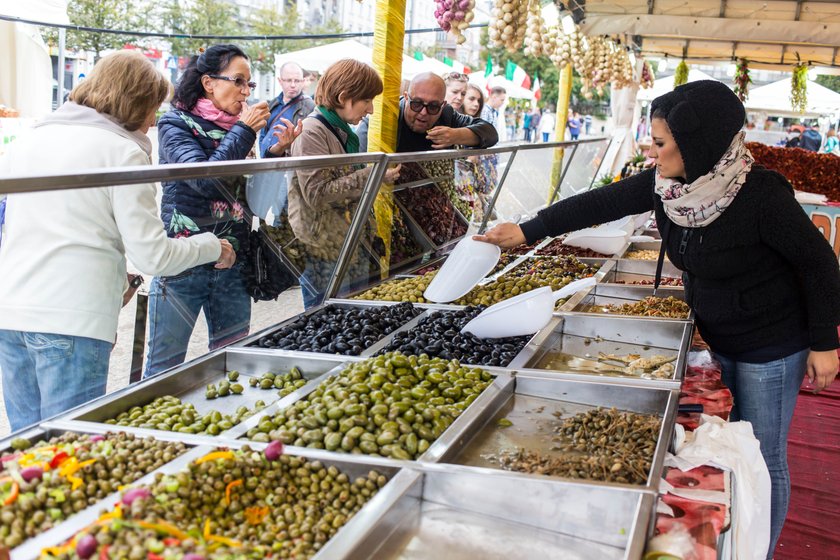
{"left": 157, "top": 109, "right": 256, "bottom": 257}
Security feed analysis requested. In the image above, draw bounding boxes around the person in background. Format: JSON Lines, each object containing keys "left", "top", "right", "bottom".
{"left": 443, "top": 71, "right": 469, "bottom": 113}
{"left": 505, "top": 106, "right": 516, "bottom": 140}
{"left": 462, "top": 83, "right": 484, "bottom": 118}
{"left": 259, "top": 61, "right": 314, "bottom": 158}
{"left": 289, "top": 59, "right": 400, "bottom": 307}
{"left": 523, "top": 109, "right": 533, "bottom": 142}
{"left": 146, "top": 44, "right": 300, "bottom": 377}
{"left": 538, "top": 108, "right": 555, "bottom": 142}
{"left": 528, "top": 106, "right": 541, "bottom": 143}
{"left": 567, "top": 110, "right": 581, "bottom": 140}
{"left": 823, "top": 127, "right": 839, "bottom": 155}
{"left": 636, "top": 115, "right": 648, "bottom": 141}
{"left": 0, "top": 51, "right": 230, "bottom": 431}
{"left": 584, "top": 113, "right": 593, "bottom": 135}
{"left": 302, "top": 69, "right": 317, "bottom": 95}
{"left": 481, "top": 86, "right": 507, "bottom": 141}
{"left": 477, "top": 80, "right": 840, "bottom": 559}
{"left": 357, "top": 72, "right": 497, "bottom": 152}
{"left": 799, "top": 124, "right": 822, "bottom": 151}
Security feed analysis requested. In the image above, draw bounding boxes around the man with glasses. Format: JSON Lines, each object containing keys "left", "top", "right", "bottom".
{"left": 259, "top": 61, "right": 315, "bottom": 158}
{"left": 358, "top": 72, "right": 497, "bottom": 152}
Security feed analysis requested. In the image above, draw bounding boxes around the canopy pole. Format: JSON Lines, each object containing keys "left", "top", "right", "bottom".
{"left": 368, "top": 0, "right": 407, "bottom": 275}
{"left": 57, "top": 28, "right": 66, "bottom": 108}
{"left": 549, "top": 63, "right": 574, "bottom": 203}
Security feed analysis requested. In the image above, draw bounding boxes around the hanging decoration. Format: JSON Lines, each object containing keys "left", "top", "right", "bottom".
{"left": 640, "top": 60, "right": 655, "bottom": 89}
{"left": 523, "top": 0, "right": 548, "bottom": 57}
{"left": 488, "top": 0, "right": 528, "bottom": 52}
{"left": 673, "top": 60, "right": 689, "bottom": 87}
{"left": 733, "top": 58, "right": 751, "bottom": 102}
{"left": 434, "top": 0, "right": 475, "bottom": 45}
{"left": 791, "top": 63, "right": 808, "bottom": 114}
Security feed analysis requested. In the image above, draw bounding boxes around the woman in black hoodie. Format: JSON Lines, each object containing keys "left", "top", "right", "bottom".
{"left": 476, "top": 81, "right": 840, "bottom": 558}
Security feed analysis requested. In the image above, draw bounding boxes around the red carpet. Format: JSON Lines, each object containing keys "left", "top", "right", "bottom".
{"left": 775, "top": 376, "right": 840, "bottom": 559}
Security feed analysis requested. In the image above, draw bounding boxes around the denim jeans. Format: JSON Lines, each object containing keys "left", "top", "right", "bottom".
{"left": 0, "top": 330, "right": 110, "bottom": 432}
{"left": 714, "top": 348, "right": 809, "bottom": 559}
{"left": 144, "top": 264, "right": 251, "bottom": 378}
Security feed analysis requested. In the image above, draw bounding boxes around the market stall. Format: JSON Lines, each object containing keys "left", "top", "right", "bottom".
{"left": 0, "top": 139, "right": 717, "bottom": 559}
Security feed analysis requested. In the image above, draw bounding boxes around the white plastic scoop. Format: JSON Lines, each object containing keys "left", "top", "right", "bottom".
{"left": 460, "top": 276, "right": 597, "bottom": 339}
{"left": 423, "top": 237, "right": 501, "bottom": 303}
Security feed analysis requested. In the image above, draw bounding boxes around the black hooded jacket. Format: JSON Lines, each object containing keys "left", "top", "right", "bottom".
{"left": 520, "top": 166, "right": 840, "bottom": 360}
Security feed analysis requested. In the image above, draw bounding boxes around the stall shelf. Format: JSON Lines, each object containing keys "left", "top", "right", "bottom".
{"left": 0, "top": 136, "right": 700, "bottom": 560}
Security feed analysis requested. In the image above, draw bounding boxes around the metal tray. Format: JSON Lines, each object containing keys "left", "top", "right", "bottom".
{"left": 59, "top": 349, "right": 349, "bottom": 436}
{"left": 17, "top": 439, "right": 406, "bottom": 560}
{"left": 321, "top": 463, "right": 655, "bottom": 559}
{"left": 371, "top": 309, "right": 539, "bottom": 370}
{"left": 394, "top": 194, "right": 468, "bottom": 252}
{"left": 514, "top": 314, "right": 691, "bottom": 385}
{"left": 599, "top": 258, "right": 683, "bottom": 287}
{"left": 230, "top": 363, "right": 514, "bottom": 463}
{"left": 617, "top": 241, "right": 662, "bottom": 260}
{"left": 567, "top": 284, "right": 693, "bottom": 322}
{"left": 0, "top": 426, "right": 199, "bottom": 560}
{"left": 431, "top": 373, "right": 679, "bottom": 490}
{"left": 234, "top": 301, "right": 425, "bottom": 355}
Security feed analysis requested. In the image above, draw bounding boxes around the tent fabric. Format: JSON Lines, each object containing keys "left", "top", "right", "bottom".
{"left": 468, "top": 74, "right": 534, "bottom": 100}
{"left": 0, "top": 22, "right": 54, "bottom": 118}
{"left": 636, "top": 69, "right": 719, "bottom": 102}
{"left": 745, "top": 78, "right": 840, "bottom": 118}
{"left": 0, "top": 0, "right": 70, "bottom": 25}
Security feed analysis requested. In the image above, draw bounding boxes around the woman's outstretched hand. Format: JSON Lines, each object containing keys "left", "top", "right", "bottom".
{"left": 473, "top": 223, "right": 527, "bottom": 249}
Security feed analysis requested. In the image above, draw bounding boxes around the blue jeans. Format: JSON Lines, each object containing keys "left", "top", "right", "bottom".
{"left": 715, "top": 349, "right": 809, "bottom": 559}
{"left": 0, "top": 330, "right": 110, "bottom": 431}
{"left": 144, "top": 264, "right": 251, "bottom": 378}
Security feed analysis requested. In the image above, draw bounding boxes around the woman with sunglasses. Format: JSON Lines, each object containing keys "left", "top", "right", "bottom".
{"left": 443, "top": 72, "right": 469, "bottom": 112}
{"left": 146, "top": 44, "right": 300, "bottom": 377}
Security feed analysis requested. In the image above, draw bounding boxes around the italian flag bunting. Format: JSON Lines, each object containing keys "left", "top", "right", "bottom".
{"left": 532, "top": 73, "right": 541, "bottom": 101}
{"left": 505, "top": 60, "right": 531, "bottom": 89}
{"left": 484, "top": 55, "right": 493, "bottom": 78}
{"left": 443, "top": 56, "right": 471, "bottom": 74}
{"left": 414, "top": 51, "right": 424, "bottom": 61}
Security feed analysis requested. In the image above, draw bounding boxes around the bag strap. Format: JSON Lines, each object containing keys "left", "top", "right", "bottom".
{"left": 266, "top": 96, "right": 304, "bottom": 134}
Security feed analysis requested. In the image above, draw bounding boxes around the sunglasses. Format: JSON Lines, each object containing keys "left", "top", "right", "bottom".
{"left": 406, "top": 95, "right": 444, "bottom": 115}
{"left": 444, "top": 71, "right": 468, "bottom": 82}
{"left": 209, "top": 74, "right": 257, "bottom": 91}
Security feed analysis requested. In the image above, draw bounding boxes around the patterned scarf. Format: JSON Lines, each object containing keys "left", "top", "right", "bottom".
{"left": 191, "top": 98, "right": 240, "bottom": 131}
{"left": 654, "top": 132, "right": 754, "bottom": 228}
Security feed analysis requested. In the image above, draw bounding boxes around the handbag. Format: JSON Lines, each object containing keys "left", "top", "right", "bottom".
{"left": 243, "top": 226, "right": 298, "bottom": 302}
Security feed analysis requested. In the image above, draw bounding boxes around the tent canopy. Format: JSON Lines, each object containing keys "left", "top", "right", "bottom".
{"left": 0, "top": 0, "right": 70, "bottom": 25}
{"left": 468, "top": 74, "right": 534, "bottom": 100}
{"left": 745, "top": 78, "right": 840, "bottom": 117}
{"left": 578, "top": 0, "right": 840, "bottom": 71}
{"left": 635, "top": 69, "right": 719, "bottom": 102}
{"left": 274, "top": 39, "right": 428, "bottom": 79}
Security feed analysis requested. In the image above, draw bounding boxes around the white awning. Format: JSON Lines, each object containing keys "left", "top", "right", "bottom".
{"left": 745, "top": 78, "right": 840, "bottom": 117}
{"left": 274, "top": 39, "right": 427, "bottom": 79}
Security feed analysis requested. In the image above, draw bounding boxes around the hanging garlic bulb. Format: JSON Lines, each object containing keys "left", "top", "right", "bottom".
{"left": 640, "top": 60, "right": 655, "bottom": 89}
{"left": 434, "top": 0, "right": 475, "bottom": 45}
{"left": 523, "top": 0, "right": 547, "bottom": 57}
{"left": 488, "top": 0, "right": 528, "bottom": 52}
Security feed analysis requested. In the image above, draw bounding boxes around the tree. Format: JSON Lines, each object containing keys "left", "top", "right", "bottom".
{"left": 162, "top": 0, "right": 239, "bottom": 57}
{"left": 49, "top": 0, "right": 137, "bottom": 60}
{"left": 246, "top": 4, "right": 343, "bottom": 75}
{"left": 816, "top": 74, "right": 840, "bottom": 94}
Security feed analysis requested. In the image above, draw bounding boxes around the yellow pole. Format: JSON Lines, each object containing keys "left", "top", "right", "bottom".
{"left": 549, "top": 63, "right": 574, "bottom": 204}
{"left": 368, "top": 0, "right": 406, "bottom": 276}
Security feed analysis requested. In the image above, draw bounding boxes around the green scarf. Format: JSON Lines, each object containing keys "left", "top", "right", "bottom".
{"left": 316, "top": 106, "right": 359, "bottom": 154}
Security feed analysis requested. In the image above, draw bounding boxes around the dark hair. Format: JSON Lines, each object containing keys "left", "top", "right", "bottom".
{"left": 172, "top": 44, "right": 249, "bottom": 111}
